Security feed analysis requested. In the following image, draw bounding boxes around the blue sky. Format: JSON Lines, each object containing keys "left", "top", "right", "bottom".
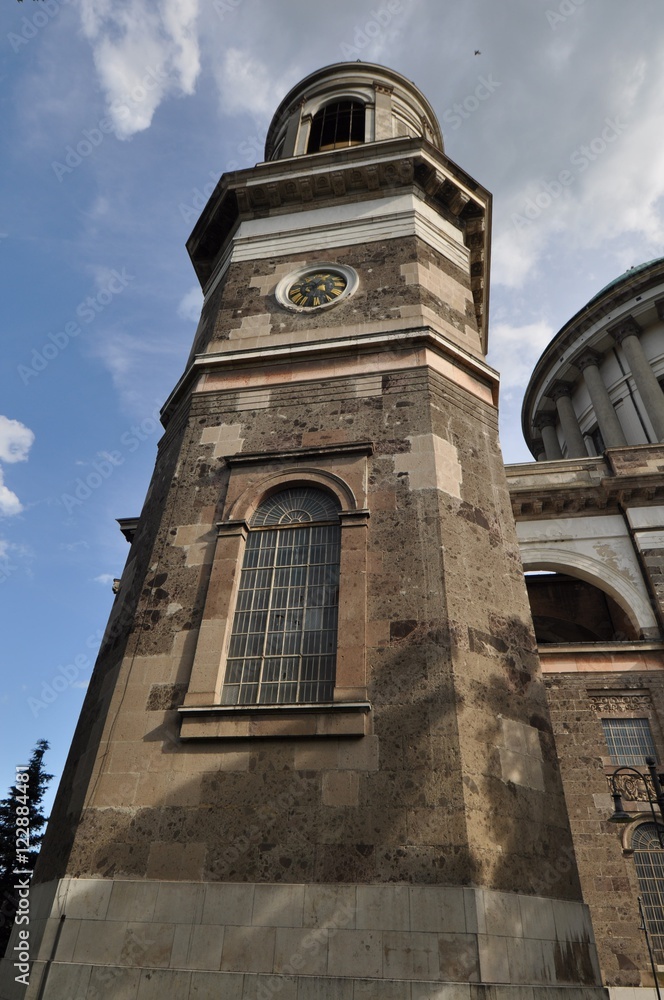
{"left": 2, "top": 0, "right": 664, "bottom": 813}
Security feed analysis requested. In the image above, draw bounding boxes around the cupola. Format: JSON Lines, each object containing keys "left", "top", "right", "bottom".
{"left": 264, "top": 61, "right": 443, "bottom": 161}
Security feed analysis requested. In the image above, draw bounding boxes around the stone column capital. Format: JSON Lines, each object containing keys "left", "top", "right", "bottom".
{"left": 548, "top": 381, "right": 575, "bottom": 402}
{"left": 609, "top": 316, "right": 642, "bottom": 345}
{"left": 534, "top": 411, "right": 557, "bottom": 430}
{"left": 575, "top": 349, "right": 603, "bottom": 372}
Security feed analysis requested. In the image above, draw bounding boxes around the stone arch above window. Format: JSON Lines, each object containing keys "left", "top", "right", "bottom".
{"left": 524, "top": 570, "right": 640, "bottom": 643}
{"left": 520, "top": 546, "right": 658, "bottom": 639}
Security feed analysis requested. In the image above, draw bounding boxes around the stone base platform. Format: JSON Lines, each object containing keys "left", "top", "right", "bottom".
{"left": 0, "top": 878, "right": 608, "bottom": 1000}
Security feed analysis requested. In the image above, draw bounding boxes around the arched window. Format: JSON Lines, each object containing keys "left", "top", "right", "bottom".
{"left": 221, "top": 488, "right": 341, "bottom": 705}
{"left": 307, "top": 100, "right": 365, "bottom": 154}
{"left": 632, "top": 822, "right": 664, "bottom": 962}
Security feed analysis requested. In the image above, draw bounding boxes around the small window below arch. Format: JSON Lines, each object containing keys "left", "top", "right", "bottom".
{"left": 632, "top": 822, "right": 664, "bottom": 962}
{"left": 307, "top": 100, "right": 365, "bottom": 154}
{"left": 222, "top": 487, "right": 341, "bottom": 706}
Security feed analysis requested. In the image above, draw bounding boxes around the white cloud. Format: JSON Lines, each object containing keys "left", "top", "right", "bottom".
{"left": 94, "top": 573, "right": 116, "bottom": 586}
{"left": 0, "top": 416, "right": 34, "bottom": 464}
{"left": 177, "top": 286, "right": 203, "bottom": 322}
{"left": 488, "top": 320, "right": 554, "bottom": 397}
{"left": 215, "top": 48, "right": 293, "bottom": 119}
{"left": 78, "top": 0, "right": 201, "bottom": 139}
{"left": 492, "top": 40, "right": 664, "bottom": 290}
{"left": 0, "top": 417, "right": 34, "bottom": 518}
{"left": 0, "top": 470, "right": 23, "bottom": 518}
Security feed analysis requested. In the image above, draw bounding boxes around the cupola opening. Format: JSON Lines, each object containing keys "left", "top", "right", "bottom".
{"left": 307, "top": 99, "right": 365, "bottom": 153}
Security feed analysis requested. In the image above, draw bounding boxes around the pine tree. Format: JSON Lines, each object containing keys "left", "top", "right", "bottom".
{"left": 0, "top": 740, "right": 53, "bottom": 958}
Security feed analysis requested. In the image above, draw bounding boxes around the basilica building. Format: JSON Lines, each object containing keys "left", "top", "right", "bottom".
{"left": 2, "top": 62, "right": 664, "bottom": 1000}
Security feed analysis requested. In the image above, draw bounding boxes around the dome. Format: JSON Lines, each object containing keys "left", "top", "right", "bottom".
{"left": 264, "top": 62, "right": 443, "bottom": 162}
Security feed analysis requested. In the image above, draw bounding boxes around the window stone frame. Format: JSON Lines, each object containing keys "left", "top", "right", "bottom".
{"left": 179, "top": 442, "right": 372, "bottom": 740}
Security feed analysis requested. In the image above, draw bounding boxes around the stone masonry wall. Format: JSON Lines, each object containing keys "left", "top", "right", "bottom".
{"left": 188, "top": 235, "right": 482, "bottom": 362}
{"left": 545, "top": 670, "right": 664, "bottom": 987}
{"left": 29, "top": 356, "right": 581, "bottom": 905}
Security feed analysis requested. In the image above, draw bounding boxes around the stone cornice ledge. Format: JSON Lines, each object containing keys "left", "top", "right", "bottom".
{"left": 161, "top": 326, "right": 499, "bottom": 423}
{"left": 178, "top": 701, "right": 372, "bottom": 740}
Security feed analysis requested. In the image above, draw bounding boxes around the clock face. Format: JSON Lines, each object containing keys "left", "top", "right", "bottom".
{"left": 287, "top": 270, "right": 347, "bottom": 308}
{"left": 275, "top": 263, "right": 358, "bottom": 312}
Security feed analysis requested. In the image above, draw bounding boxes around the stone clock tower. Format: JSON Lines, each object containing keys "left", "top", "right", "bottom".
{"left": 1, "top": 64, "right": 606, "bottom": 1000}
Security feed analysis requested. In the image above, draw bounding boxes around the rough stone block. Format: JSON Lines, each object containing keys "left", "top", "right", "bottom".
{"left": 252, "top": 883, "right": 305, "bottom": 927}
{"left": 479, "top": 890, "right": 523, "bottom": 938}
{"left": 182, "top": 924, "right": 225, "bottom": 971}
{"left": 274, "top": 927, "right": 328, "bottom": 975}
{"left": 409, "top": 887, "right": 466, "bottom": 934}
{"left": 518, "top": 895, "right": 556, "bottom": 942}
{"left": 66, "top": 879, "right": 113, "bottom": 920}
{"left": 322, "top": 771, "right": 360, "bottom": 806}
{"left": 220, "top": 926, "right": 276, "bottom": 974}
{"left": 327, "top": 928, "right": 382, "bottom": 978}
{"left": 122, "top": 922, "right": 176, "bottom": 969}
{"left": 246, "top": 975, "right": 298, "bottom": 1000}
{"left": 146, "top": 842, "right": 206, "bottom": 881}
{"left": 296, "top": 977, "right": 354, "bottom": 1000}
{"left": 303, "top": 884, "right": 357, "bottom": 929}
{"left": 87, "top": 964, "right": 141, "bottom": 999}
{"left": 357, "top": 885, "right": 409, "bottom": 930}
{"left": 478, "top": 932, "right": 510, "bottom": 983}
{"left": 136, "top": 968, "right": 192, "bottom": 999}
{"left": 383, "top": 930, "right": 440, "bottom": 980}
{"left": 412, "top": 985, "right": 471, "bottom": 1000}
{"left": 53, "top": 917, "right": 81, "bottom": 963}
{"left": 506, "top": 936, "right": 546, "bottom": 985}
{"left": 551, "top": 899, "right": 593, "bottom": 944}
{"left": 438, "top": 933, "right": 480, "bottom": 982}
{"left": 107, "top": 880, "right": 159, "bottom": 923}
{"left": 203, "top": 882, "right": 255, "bottom": 926}
{"left": 338, "top": 735, "right": 379, "bottom": 771}
{"left": 153, "top": 881, "right": 204, "bottom": 925}
{"left": 72, "top": 919, "right": 127, "bottom": 966}
{"left": 190, "top": 971, "right": 244, "bottom": 1000}
{"left": 36, "top": 962, "right": 92, "bottom": 999}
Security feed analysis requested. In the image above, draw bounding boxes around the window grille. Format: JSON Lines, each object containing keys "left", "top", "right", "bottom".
{"left": 222, "top": 488, "right": 341, "bottom": 705}
{"left": 632, "top": 822, "right": 664, "bottom": 963}
{"left": 307, "top": 101, "right": 365, "bottom": 154}
{"left": 602, "top": 717, "right": 657, "bottom": 765}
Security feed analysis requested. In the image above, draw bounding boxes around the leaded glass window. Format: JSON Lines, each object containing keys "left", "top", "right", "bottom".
{"left": 601, "top": 717, "right": 657, "bottom": 766}
{"left": 222, "top": 488, "right": 341, "bottom": 705}
{"left": 632, "top": 822, "right": 664, "bottom": 962}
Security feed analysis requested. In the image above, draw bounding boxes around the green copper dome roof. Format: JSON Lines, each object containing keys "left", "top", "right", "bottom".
{"left": 589, "top": 257, "right": 664, "bottom": 303}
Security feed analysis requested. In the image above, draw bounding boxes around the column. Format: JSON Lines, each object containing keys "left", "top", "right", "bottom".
{"left": 534, "top": 412, "right": 563, "bottom": 460}
{"left": 610, "top": 317, "right": 664, "bottom": 441}
{"left": 548, "top": 383, "right": 588, "bottom": 458}
{"left": 576, "top": 350, "right": 627, "bottom": 448}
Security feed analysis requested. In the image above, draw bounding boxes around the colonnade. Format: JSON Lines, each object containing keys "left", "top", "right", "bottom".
{"left": 536, "top": 317, "right": 664, "bottom": 460}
